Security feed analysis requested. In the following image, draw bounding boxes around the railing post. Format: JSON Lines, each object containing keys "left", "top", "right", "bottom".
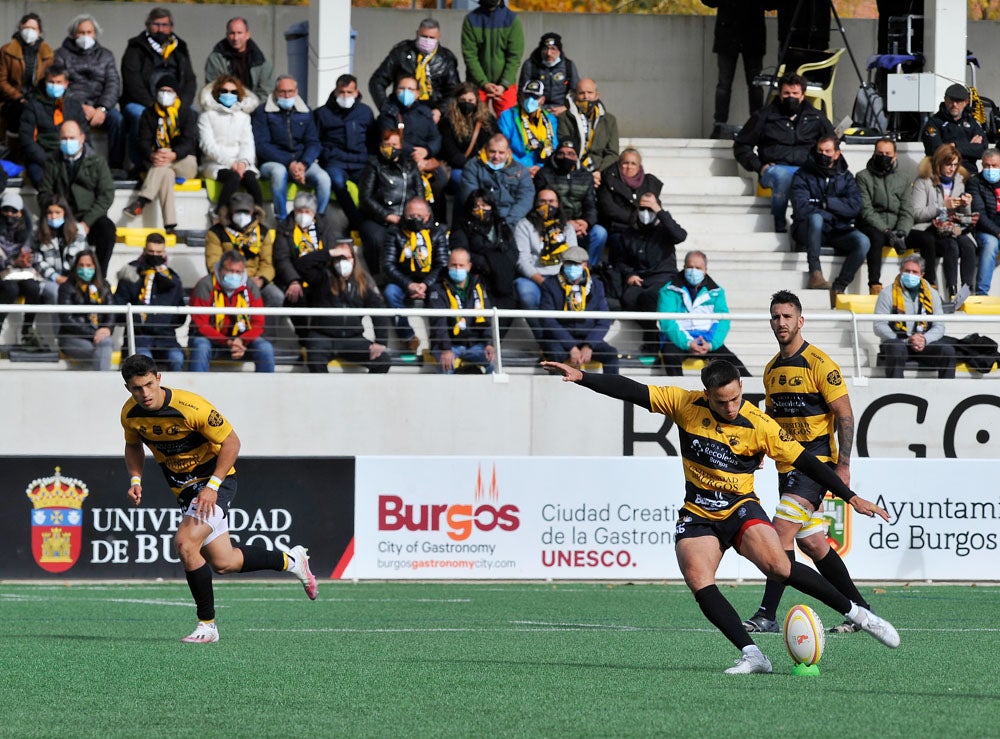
{"left": 491, "top": 306, "right": 504, "bottom": 376}
{"left": 126, "top": 304, "right": 136, "bottom": 357}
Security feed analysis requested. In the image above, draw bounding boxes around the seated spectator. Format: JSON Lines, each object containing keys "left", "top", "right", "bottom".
{"left": 607, "top": 193, "right": 685, "bottom": 352}
{"left": 204, "top": 16, "right": 275, "bottom": 102}
{"left": 381, "top": 197, "right": 448, "bottom": 352}
{"left": 0, "top": 192, "right": 46, "bottom": 351}
{"left": 449, "top": 189, "right": 518, "bottom": 312}
{"left": 534, "top": 141, "right": 608, "bottom": 265}
{"left": 357, "top": 129, "right": 424, "bottom": 272}
{"left": 122, "top": 76, "right": 197, "bottom": 235}
{"left": 855, "top": 137, "right": 915, "bottom": 295}
{"left": 539, "top": 245, "right": 618, "bottom": 372}
{"left": 19, "top": 63, "right": 86, "bottom": 187}
{"left": 306, "top": 240, "right": 391, "bottom": 374}
{"left": 598, "top": 148, "right": 664, "bottom": 247}
{"left": 198, "top": 75, "right": 262, "bottom": 213}
{"left": 113, "top": 233, "right": 185, "bottom": 371}
{"left": 874, "top": 254, "right": 956, "bottom": 378}
{"left": 253, "top": 75, "right": 331, "bottom": 222}
{"left": 189, "top": 250, "right": 274, "bottom": 373}
{"left": 57, "top": 249, "right": 114, "bottom": 370}
{"left": 789, "top": 136, "right": 871, "bottom": 303}
{"left": 970, "top": 148, "right": 1000, "bottom": 296}
{"left": 921, "top": 83, "right": 987, "bottom": 175}
{"left": 557, "top": 78, "right": 619, "bottom": 187}
{"left": 460, "top": 132, "right": 533, "bottom": 230}
{"left": 908, "top": 143, "right": 977, "bottom": 301}
{"left": 120, "top": 7, "right": 197, "bottom": 173}
{"left": 369, "top": 18, "right": 460, "bottom": 123}
{"left": 461, "top": 0, "right": 524, "bottom": 116}
{"left": 34, "top": 197, "right": 89, "bottom": 305}
{"left": 0, "top": 13, "right": 53, "bottom": 157}
{"left": 438, "top": 82, "right": 496, "bottom": 200}
{"left": 497, "top": 79, "right": 557, "bottom": 176}
{"left": 734, "top": 73, "right": 835, "bottom": 232}
{"left": 205, "top": 191, "right": 282, "bottom": 307}
{"left": 428, "top": 247, "right": 496, "bottom": 373}
{"left": 38, "top": 120, "right": 116, "bottom": 277}
{"left": 657, "top": 250, "right": 750, "bottom": 377}
{"left": 315, "top": 74, "right": 375, "bottom": 233}
{"left": 55, "top": 14, "right": 124, "bottom": 172}
{"left": 518, "top": 33, "right": 578, "bottom": 116}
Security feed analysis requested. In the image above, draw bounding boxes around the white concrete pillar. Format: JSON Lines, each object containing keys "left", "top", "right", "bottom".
{"left": 308, "top": 0, "right": 353, "bottom": 107}
{"left": 925, "top": 0, "right": 968, "bottom": 99}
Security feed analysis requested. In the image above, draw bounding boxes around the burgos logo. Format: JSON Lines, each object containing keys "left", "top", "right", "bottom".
{"left": 378, "top": 463, "right": 520, "bottom": 541}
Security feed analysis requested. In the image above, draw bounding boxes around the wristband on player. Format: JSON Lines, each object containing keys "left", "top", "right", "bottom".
{"left": 206, "top": 475, "right": 223, "bottom": 492}
{"left": 130, "top": 476, "right": 142, "bottom": 487}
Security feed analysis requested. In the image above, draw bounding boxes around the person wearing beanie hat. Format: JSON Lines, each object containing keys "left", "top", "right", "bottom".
{"left": 517, "top": 31, "right": 579, "bottom": 116}
{"left": 921, "top": 81, "right": 988, "bottom": 174}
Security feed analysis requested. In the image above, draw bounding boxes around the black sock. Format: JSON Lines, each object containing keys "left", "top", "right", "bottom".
{"left": 185, "top": 563, "right": 214, "bottom": 621}
{"left": 784, "top": 561, "right": 851, "bottom": 614}
{"left": 815, "top": 549, "right": 870, "bottom": 610}
{"left": 695, "top": 584, "right": 754, "bottom": 650}
{"left": 756, "top": 549, "right": 794, "bottom": 620}
{"left": 237, "top": 544, "right": 285, "bottom": 573}
{"left": 138, "top": 196, "right": 151, "bottom": 206}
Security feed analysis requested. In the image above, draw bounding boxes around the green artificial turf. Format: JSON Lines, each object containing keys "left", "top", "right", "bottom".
{"left": 2, "top": 581, "right": 997, "bottom": 737}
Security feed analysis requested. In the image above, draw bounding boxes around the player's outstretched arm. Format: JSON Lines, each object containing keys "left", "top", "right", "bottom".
{"left": 542, "top": 362, "right": 651, "bottom": 410}
{"left": 791, "top": 450, "right": 889, "bottom": 522}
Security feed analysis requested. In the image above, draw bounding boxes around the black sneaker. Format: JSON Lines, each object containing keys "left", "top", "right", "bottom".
{"left": 743, "top": 614, "right": 779, "bottom": 633}
{"left": 829, "top": 619, "right": 862, "bottom": 634}
{"left": 20, "top": 327, "right": 49, "bottom": 352}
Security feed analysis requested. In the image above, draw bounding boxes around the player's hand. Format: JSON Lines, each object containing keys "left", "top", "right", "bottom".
{"left": 541, "top": 360, "right": 583, "bottom": 383}
{"left": 849, "top": 495, "right": 889, "bottom": 522}
{"left": 127, "top": 484, "right": 142, "bottom": 506}
{"left": 194, "top": 487, "right": 218, "bottom": 519}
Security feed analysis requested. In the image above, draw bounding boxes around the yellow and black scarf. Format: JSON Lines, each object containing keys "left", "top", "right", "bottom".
{"left": 415, "top": 49, "right": 437, "bottom": 101}
{"left": 213, "top": 275, "right": 250, "bottom": 337}
{"left": 154, "top": 97, "right": 182, "bottom": 150}
{"left": 138, "top": 265, "right": 172, "bottom": 305}
{"left": 446, "top": 280, "right": 486, "bottom": 335}
{"left": 147, "top": 33, "right": 178, "bottom": 60}
{"left": 293, "top": 223, "right": 321, "bottom": 256}
{"left": 891, "top": 274, "right": 934, "bottom": 334}
{"left": 518, "top": 110, "right": 555, "bottom": 161}
{"left": 558, "top": 268, "right": 592, "bottom": 312}
{"left": 421, "top": 171, "right": 435, "bottom": 204}
{"left": 81, "top": 282, "right": 102, "bottom": 327}
{"left": 579, "top": 102, "right": 601, "bottom": 170}
{"left": 225, "top": 224, "right": 262, "bottom": 256}
{"left": 399, "top": 230, "right": 433, "bottom": 273}
{"left": 537, "top": 212, "right": 568, "bottom": 266}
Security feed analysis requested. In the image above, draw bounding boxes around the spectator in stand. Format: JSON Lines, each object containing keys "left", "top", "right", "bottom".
{"left": 369, "top": 18, "right": 460, "bottom": 124}
{"left": 0, "top": 192, "right": 46, "bottom": 351}
{"left": 55, "top": 14, "right": 124, "bottom": 173}
{"left": 376, "top": 74, "right": 446, "bottom": 223}
{"left": 428, "top": 246, "right": 496, "bottom": 373}
{"left": 58, "top": 249, "right": 114, "bottom": 371}
{"left": 120, "top": 7, "right": 197, "bottom": 174}
{"left": 921, "top": 83, "right": 987, "bottom": 176}
{"left": 703, "top": 0, "right": 767, "bottom": 139}
{"left": 539, "top": 245, "right": 618, "bottom": 373}
{"left": 874, "top": 254, "right": 956, "bottom": 378}
{"left": 205, "top": 192, "right": 282, "bottom": 308}
{"left": 381, "top": 197, "right": 449, "bottom": 352}
{"left": 658, "top": 250, "right": 750, "bottom": 377}
{"left": 908, "top": 142, "right": 977, "bottom": 301}
{"left": 38, "top": 119, "right": 116, "bottom": 277}
{"left": 189, "top": 249, "right": 274, "bottom": 373}
{"left": 734, "top": 73, "right": 835, "bottom": 233}
{"left": 253, "top": 75, "right": 331, "bottom": 223}
{"left": 449, "top": 189, "right": 518, "bottom": 313}
{"left": 204, "top": 17, "right": 275, "bottom": 102}
{"left": 970, "top": 148, "right": 1000, "bottom": 296}
{"left": 0, "top": 13, "right": 53, "bottom": 158}
{"left": 198, "top": 75, "right": 262, "bottom": 214}
{"left": 33, "top": 197, "right": 89, "bottom": 305}
{"left": 315, "top": 74, "right": 375, "bottom": 233}
{"left": 306, "top": 240, "right": 391, "bottom": 374}
{"left": 113, "top": 233, "right": 185, "bottom": 371}
{"left": 598, "top": 148, "right": 664, "bottom": 253}
{"left": 497, "top": 79, "right": 557, "bottom": 176}
{"left": 460, "top": 132, "right": 533, "bottom": 230}
{"left": 855, "top": 137, "right": 915, "bottom": 295}
{"left": 461, "top": 0, "right": 524, "bottom": 116}
{"left": 557, "top": 78, "right": 619, "bottom": 187}
{"left": 358, "top": 129, "right": 425, "bottom": 273}
{"left": 122, "top": 76, "right": 197, "bottom": 236}
{"left": 19, "top": 63, "right": 86, "bottom": 187}
{"left": 535, "top": 141, "right": 607, "bottom": 265}
{"left": 518, "top": 33, "right": 578, "bottom": 116}
{"left": 438, "top": 82, "right": 496, "bottom": 204}
{"left": 608, "top": 193, "right": 685, "bottom": 353}
{"left": 790, "top": 136, "right": 871, "bottom": 304}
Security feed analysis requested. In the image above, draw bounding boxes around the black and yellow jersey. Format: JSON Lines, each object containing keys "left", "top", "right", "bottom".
{"left": 648, "top": 385, "right": 803, "bottom": 521}
{"left": 764, "top": 341, "right": 847, "bottom": 473}
{"left": 121, "top": 387, "right": 235, "bottom": 495}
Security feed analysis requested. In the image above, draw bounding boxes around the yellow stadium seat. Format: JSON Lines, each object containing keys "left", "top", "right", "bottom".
{"left": 959, "top": 296, "right": 1000, "bottom": 314}
{"left": 116, "top": 228, "right": 177, "bottom": 247}
{"left": 682, "top": 357, "right": 707, "bottom": 371}
{"left": 834, "top": 294, "right": 879, "bottom": 313}
{"left": 173, "top": 178, "right": 203, "bottom": 192}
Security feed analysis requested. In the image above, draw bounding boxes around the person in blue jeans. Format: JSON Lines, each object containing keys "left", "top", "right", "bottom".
{"left": 427, "top": 247, "right": 496, "bottom": 373}
{"left": 970, "top": 149, "right": 1000, "bottom": 295}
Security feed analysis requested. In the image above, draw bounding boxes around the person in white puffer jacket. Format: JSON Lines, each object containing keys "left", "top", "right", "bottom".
{"left": 198, "top": 74, "right": 261, "bottom": 214}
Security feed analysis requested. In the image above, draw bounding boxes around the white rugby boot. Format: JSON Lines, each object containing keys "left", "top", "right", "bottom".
{"left": 181, "top": 621, "right": 219, "bottom": 644}
{"left": 724, "top": 646, "right": 773, "bottom": 674}
{"left": 288, "top": 545, "right": 318, "bottom": 600}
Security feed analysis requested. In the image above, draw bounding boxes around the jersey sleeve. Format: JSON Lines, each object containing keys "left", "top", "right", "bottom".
{"left": 647, "top": 385, "right": 689, "bottom": 418}
{"left": 813, "top": 352, "right": 849, "bottom": 405}
{"left": 121, "top": 403, "right": 141, "bottom": 444}
{"left": 758, "top": 412, "right": 806, "bottom": 467}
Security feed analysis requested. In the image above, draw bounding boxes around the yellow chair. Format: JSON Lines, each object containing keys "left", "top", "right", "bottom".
{"left": 959, "top": 296, "right": 1000, "bottom": 314}
{"left": 775, "top": 47, "right": 845, "bottom": 120}
{"left": 116, "top": 228, "right": 177, "bottom": 247}
{"left": 834, "top": 294, "right": 878, "bottom": 313}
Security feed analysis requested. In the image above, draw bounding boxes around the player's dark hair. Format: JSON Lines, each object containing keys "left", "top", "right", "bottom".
{"left": 770, "top": 289, "right": 802, "bottom": 314}
{"left": 121, "top": 353, "right": 158, "bottom": 382}
{"left": 701, "top": 359, "right": 741, "bottom": 390}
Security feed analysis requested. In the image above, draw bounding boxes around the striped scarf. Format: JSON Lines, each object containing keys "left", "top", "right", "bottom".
{"left": 558, "top": 268, "right": 592, "bottom": 312}
{"left": 212, "top": 275, "right": 250, "bottom": 337}
{"left": 445, "top": 280, "right": 486, "bottom": 335}
{"left": 154, "top": 97, "right": 182, "bottom": 150}
{"left": 293, "top": 223, "right": 321, "bottom": 256}
{"left": 576, "top": 101, "right": 601, "bottom": 170}
{"left": 224, "top": 224, "right": 262, "bottom": 256}
{"left": 891, "top": 274, "right": 934, "bottom": 334}
{"left": 537, "top": 211, "right": 568, "bottom": 267}
{"left": 81, "top": 283, "right": 102, "bottom": 327}
{"left": 414, "top": 49, "right": 437, "bottom": 101}
{"left": 399, "top": 229, "right": 433, "bottom": 273}
{"left": 518, "top": 110, "right": 555, "bottom": 161}
{"left": 147, "top": 33, "right": 179, "bottom": 60}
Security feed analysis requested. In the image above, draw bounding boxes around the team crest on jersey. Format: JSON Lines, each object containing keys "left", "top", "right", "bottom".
{"left": 778, "top": 428, "right": 793, "bottom": 442}
{"left": 25, "top": 467, "right": 89, "bottom": 573}
{"left": 702, "top": 418, "right": 711, "bottom": 428}
{"left": 821, "top": 492, "right": 851, "bottom": 555}
{"left": 778, "top": 374, "right": 786, "bottom": 385}
{"left": 827, "top": 370, "right": 843, "bottom": 386}
{"left": 208, "top": 410, "right": 225, "bottom": 427}
{"left": 789, "top": 376, "right": 804, "bottom": 386}
{"left": 728, "top": 435, "right": 740, "bottom": 447}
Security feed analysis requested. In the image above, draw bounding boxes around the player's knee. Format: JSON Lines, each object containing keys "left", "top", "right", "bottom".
{"left": 761, "top": 557, "right": 791, "bottom": 580}
{"left": 174, "top": 536, "right": 201, "bottom": 563}
{"left": 797, "top": 534, "right": 829, "bottom": 559}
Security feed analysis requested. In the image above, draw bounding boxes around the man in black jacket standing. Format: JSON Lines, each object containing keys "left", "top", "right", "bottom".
{"left": 920, "top": 83, "right": 988, "bottom": 175}
{"left": 703, "top": 0, "right": 768, "bottom": 139}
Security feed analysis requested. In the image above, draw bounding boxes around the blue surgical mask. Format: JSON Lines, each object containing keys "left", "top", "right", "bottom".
{"left": 563, "top": 264, "right": 584, "bottom": 282}
{"left": 684, "top": 267, "right": 705, "bottom": 286}
{"left": 47, "top": 217, "right": 65, "bottom": 229}
{"left": 218, "top": 92, "right": 238, "bottom": 108}
{"left": 486, "top": 160, "right": 505, "bottom": 171}
{"left": 221, "top": 272, "right": 246, "bottom": 291}
{"left": 76, "top": 266, "right": 95, "bottom": 281}
{"left": 984, "top": 168, "right": 1000, "bottom": 185}
{"left": 59, "top": 138, "right": 80, "bottom": 157}
{"left": 276, "top": 96, "right": 295, "bottom": 110}
{"left": 523, "top": 96, "right": 541, "bottom": 114}
{"left": 900, "top": 272, "right": 921, "bottom": 289}
{"left": 46, "top": 82, "right": 66, "bottom": 99}
{"left": 397, "top": 89, "right": 417, "bottom": 108}
{"left": 448, "top": 268, "right": 469, "bottom": 283}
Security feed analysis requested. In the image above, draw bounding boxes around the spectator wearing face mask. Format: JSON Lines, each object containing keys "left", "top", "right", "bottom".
{"left": 498, "top": 79, "right": 557, "bottom": 177}
{"left": 534, "top": 141, "right": 607, "bottom": 265}
{"left": 517, "top": 32, "right": 578, "bottom": 117}
{"left": 0, "top": 13, "right": 54, "bottom": 156}
{"left": 0, "top": 191, "right": 47, "bottom": 352}
{"left": 428, "top": 246, "right": 496, "bottom": 374}
{"left": 58, "top": 249, "right": 115, "bottom": 371}
{"left": 449, "top": 189, "right": 518, "bottom": 312}
{"left": 33, "top": 197, "right": 89, "bottom": 306}
{"left": 657, "top": 250, "right": 750, "bottom": 377}
{"left": 460, "top": 132, "right": 533, "bottom": 230}
{"left": 970, "top": 148, "right": 1000, "bottom": 296}
{"left": 315, "top": 74, "right": 376, "bottom": 233}
{"left": 205, "top": 192, "right": 281, "bottom": 308}
{"left": 438, "top": 82, "right": 497, "bottom": 205}
{"left": 369, "top": 18, "right": 460, "bottom": 124}
{"left": 198, "top": 74, "right": 262, "bottom": 215}
{"left": 20, "top": 62, "right": 86, "bottom": 188}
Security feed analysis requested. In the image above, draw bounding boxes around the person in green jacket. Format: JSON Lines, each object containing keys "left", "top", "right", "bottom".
{"left": 204, "top": 17, "right": 275, "bottom": 103}
{"left": 461, "top": 0, "right": 523, "bottom": 116}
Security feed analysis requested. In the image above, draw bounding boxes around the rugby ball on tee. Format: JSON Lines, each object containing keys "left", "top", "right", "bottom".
{"left": 784, "top": 604, "right": 826, "bottom": 666}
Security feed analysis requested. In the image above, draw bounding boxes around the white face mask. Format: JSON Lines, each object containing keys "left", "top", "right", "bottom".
{"left": 75, "top": 35, "right": 96, "bottom": 51}
{"left": 20, "top": 28, "right": 39, "bottom": 45}
{"left": 638, "top": 209, "right": 656, "bottom": 225}
{"left": 157, "top": 90, "right": 177, "bottom": 107}
{"left": 295, "top": 212, "right": 314, "bottom": 229}
{"left": 336, "top": 95, "right": 356, "bottom": 109}
{"left": 542, "top": 55, "right": 561, "bottom": 68}
{"left": 231, "top": 212, "right": 252, "bottom": 229}
{"left": 335, "top": 259, "right": 353, "bottom": 277}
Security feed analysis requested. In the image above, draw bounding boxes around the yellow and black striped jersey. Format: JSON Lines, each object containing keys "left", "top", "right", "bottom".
{"left": 648, "top": 385, "right": 803, "bottom": 520}
{"left": 764, "top": 341, "right": 848, "bottom": 473}
{"left": 121, "top": 387, "right": 235, "bottom": 495}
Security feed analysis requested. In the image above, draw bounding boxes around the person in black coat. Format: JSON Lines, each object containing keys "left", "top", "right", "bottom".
{"left": 427, "top": 247, "right": 496, "bottom": 374}
{"left": 449, "top": 189, "right": 518, "bottom": 312}
{"left": 597, "top": 148, "right": 664, "bottom": 258}
{"left": 920, "top": 83, "right": 988, "bottom": 176}
{"left": 19, "top": 63, "right": 87, "bottom": 187}
{"left": 702, "top": 1, "right": 768, "bottom": 137}
{"left": 517, "top": 32, "right": 579, "bottom": 116}
{"left": 970, "top": 149, "right": 1000, "bottom": 296}
{"left": 58, "top": 249, "right": 115, "bottom": 371}
{"left": 437, "top": 81, "right": 496, "bottom": 221}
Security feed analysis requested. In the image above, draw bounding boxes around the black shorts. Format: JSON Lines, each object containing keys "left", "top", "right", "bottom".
{"left": 674, "top": 500, "right": 773, "bottom": 551}
{"left": 177, "top": 475, "right": 238, "bottom": 516}
{"left": 778, "top": 462, "right": 836, "bottom": 510}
